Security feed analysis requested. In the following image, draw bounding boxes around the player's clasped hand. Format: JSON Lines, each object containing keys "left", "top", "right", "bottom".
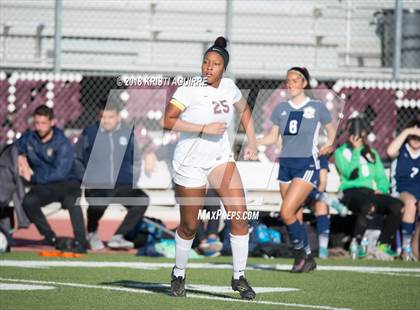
{"left": 18, "top": 155, "right": 33, "bottom": 182}
{"left": 349, "top": 134, "right": 363, "bottom": 149}
{"left": 244, "top": 144, "right": 258, "bottom": 160}
{"left": 202, "top": 122, "right": 227, "bottom": 135}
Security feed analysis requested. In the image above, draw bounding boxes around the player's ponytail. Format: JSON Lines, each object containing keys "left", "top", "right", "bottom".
{"left": 205, "top": 36, "right": 230, "bottom": 70}
{"left": 361, "top": 136, "right": 376, "bottom": 164}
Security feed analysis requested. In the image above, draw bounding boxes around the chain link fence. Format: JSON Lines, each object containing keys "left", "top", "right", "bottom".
{"left": 2, "top": 1, "right": 420, "bottom": 77}
{"left": 1, "top": 0, "right": 419, "bottom": 162}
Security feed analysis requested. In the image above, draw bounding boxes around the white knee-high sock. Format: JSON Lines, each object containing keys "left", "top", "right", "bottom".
{"left": 173, "top": 230, "right": 194, "bottom": 278}
{"left": 230, "top": 233, "right": 249, "bottom": 280}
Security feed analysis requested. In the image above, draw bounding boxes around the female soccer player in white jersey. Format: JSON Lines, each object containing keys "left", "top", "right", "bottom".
{"left": 258, "top": 67, "right": 335, "bottom": 272}
{"left": 163, "top": 37, "right": 258, "bottom": 299}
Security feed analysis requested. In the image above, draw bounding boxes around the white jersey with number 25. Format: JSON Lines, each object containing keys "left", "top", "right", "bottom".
{"left": 170, "top": 77, "right": 242, "bottom": 169}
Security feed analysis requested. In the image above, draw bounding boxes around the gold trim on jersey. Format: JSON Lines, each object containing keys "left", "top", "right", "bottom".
{"left": 170, "top": 99, "right": 186, "bottom": 111}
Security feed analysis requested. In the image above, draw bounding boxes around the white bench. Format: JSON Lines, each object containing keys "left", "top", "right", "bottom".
{"left": 137, "top": 161, "right": 342, "bottom": 215}
{"left": 41, "top": 161, "right": 390, "bottom": 223}
{"left": 137, "top": 160, "right": 391, "bottom": 216}
{"left": 138, "top": 160, "right": 343, "bottom": 192}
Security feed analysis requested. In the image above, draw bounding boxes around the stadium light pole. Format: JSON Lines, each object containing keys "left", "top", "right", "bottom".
{"left": 53, "top": 0, "right": 63, "bottom": 73}
{"left": 2, "top": 24, "right": 11, "bottom": 62}
{"left": 393, "top": 0, "right": 402, "bottom": 80}
{"left": 225, "top": 0, "right": 233, "bottom": 80}
{"left": 345, "top": 0, "right": 352, "bottom": 66}
{"left": 225, "top": 0, "right": 239, "bottom": 154}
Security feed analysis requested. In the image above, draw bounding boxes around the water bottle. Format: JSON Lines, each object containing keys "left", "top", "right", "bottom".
{"left": 350, "top": 238, "right": 358, "bottom": 260}
{"left": 361, "top": 237, "right": 369, "bottom": 257}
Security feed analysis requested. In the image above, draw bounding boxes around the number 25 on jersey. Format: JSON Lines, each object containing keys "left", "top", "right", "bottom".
{"left": 213, "top": 100, "right": 229, "bottom": 114}
{"left": 284, "top": 111, "right": 304, "bottom": 135}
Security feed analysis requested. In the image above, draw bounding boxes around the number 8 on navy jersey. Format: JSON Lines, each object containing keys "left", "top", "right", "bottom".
{"left": 283, "top": 111, "right": 304, "bottom": 136}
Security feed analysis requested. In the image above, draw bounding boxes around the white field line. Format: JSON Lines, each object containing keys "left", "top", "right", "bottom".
{"left": 0, "top": 277, "right": 351, "bottom": 310}
{"left": 0, "top": 283, "right": 55, "bottom": 290}
{"left": 1, "top": 260, "right": 420, "bottom": 275}
{"left": 0, "top": 277, "right": 153, "bottom": 294}
{"left": 364, "top": 272, "right": 420, "bottom": 278}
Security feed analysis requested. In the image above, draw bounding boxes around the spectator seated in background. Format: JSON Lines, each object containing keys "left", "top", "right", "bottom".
{"left": 75, "top": 100, "right": 150, "bottom": 251}
{"left": 334, "top": 117, "right": 403, "bottom": 260}
{"left": 16, "top": 105, "right": 88, "bottom": 253}
{"left": 387, "top": 115, "right": 420, "bottom": 261}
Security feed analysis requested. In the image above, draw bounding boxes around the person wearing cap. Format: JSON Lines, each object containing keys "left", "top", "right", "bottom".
{"left": 257, "top": 67, "right": 336, "bottom": 272}
{"left": 163, "top": 36, "right": 258, "bottom": 300}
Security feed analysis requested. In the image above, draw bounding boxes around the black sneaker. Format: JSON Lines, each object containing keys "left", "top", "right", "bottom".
{"left": 291, "top": 249, "right": 317, "bottom": 273}
{"left": 170, "top": 267, "right": 186, "bottom": 297}
{"left": 68, "top": 240, "right": 88, "bottom": 254}
{"left": 43, "top": 236, "right": 57, "bottom": 246}
{"left": 54, "top": 237, "right": 73, "bottom": 251}
{"left": 231, "top": 276, "right": 256, "bottom": 300}
{"left": 302, "top": 254, "right": 317, "bottom": 272}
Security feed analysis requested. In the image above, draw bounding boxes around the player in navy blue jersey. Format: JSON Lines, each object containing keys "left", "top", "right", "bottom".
{"left": 258, "top": 67, "right": 335, "bottom": 272}
{"left": 387, "top": 116, "right": 420, "bottom": 260}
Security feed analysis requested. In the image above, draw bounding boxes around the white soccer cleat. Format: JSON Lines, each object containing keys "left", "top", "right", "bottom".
{"left": 107, "top": 234, "right": 134, "bottom": 249}
{"left": 87, "top": 231, "right": 105, "bottom": 251}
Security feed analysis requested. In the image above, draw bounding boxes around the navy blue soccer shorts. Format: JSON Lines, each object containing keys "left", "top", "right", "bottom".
{"left": 278, "top": 165, "right": 320, "bottom": 187}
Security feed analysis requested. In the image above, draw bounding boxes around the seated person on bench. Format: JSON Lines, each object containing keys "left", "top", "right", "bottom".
{"left": 16, "top": 105, "right": 88, "bottom": 253}
{"left": 75, "top": 100, "right": 150, "bottom": 250}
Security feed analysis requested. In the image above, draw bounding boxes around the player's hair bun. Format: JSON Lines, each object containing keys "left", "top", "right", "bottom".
{"left": 204, "top": 36, "right": 230, "bottom": 69}
{"left": 214, "top": 36, "right": 228, "bottom": 48}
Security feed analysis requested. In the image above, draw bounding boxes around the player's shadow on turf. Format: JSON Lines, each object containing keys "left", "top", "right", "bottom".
{"left": 207, "top": 262, "right": 291, "bottom": 273}
{"left": 102, "top": 280, "right": 241, "bottom": 299}
{"left": 248, "top": 264, "right": 291, "bottom": 273}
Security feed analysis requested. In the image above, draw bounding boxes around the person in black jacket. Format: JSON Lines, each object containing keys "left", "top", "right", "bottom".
{"left": 15, "top": 105, "right": 88, "bottom": 253}
{"left": 75, "top": 100, "right": 150, "bottom": 250}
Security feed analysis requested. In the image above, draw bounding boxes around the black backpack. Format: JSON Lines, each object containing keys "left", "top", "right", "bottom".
{"left": 0, "top": 144, "right": 18, "bottom": 206}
